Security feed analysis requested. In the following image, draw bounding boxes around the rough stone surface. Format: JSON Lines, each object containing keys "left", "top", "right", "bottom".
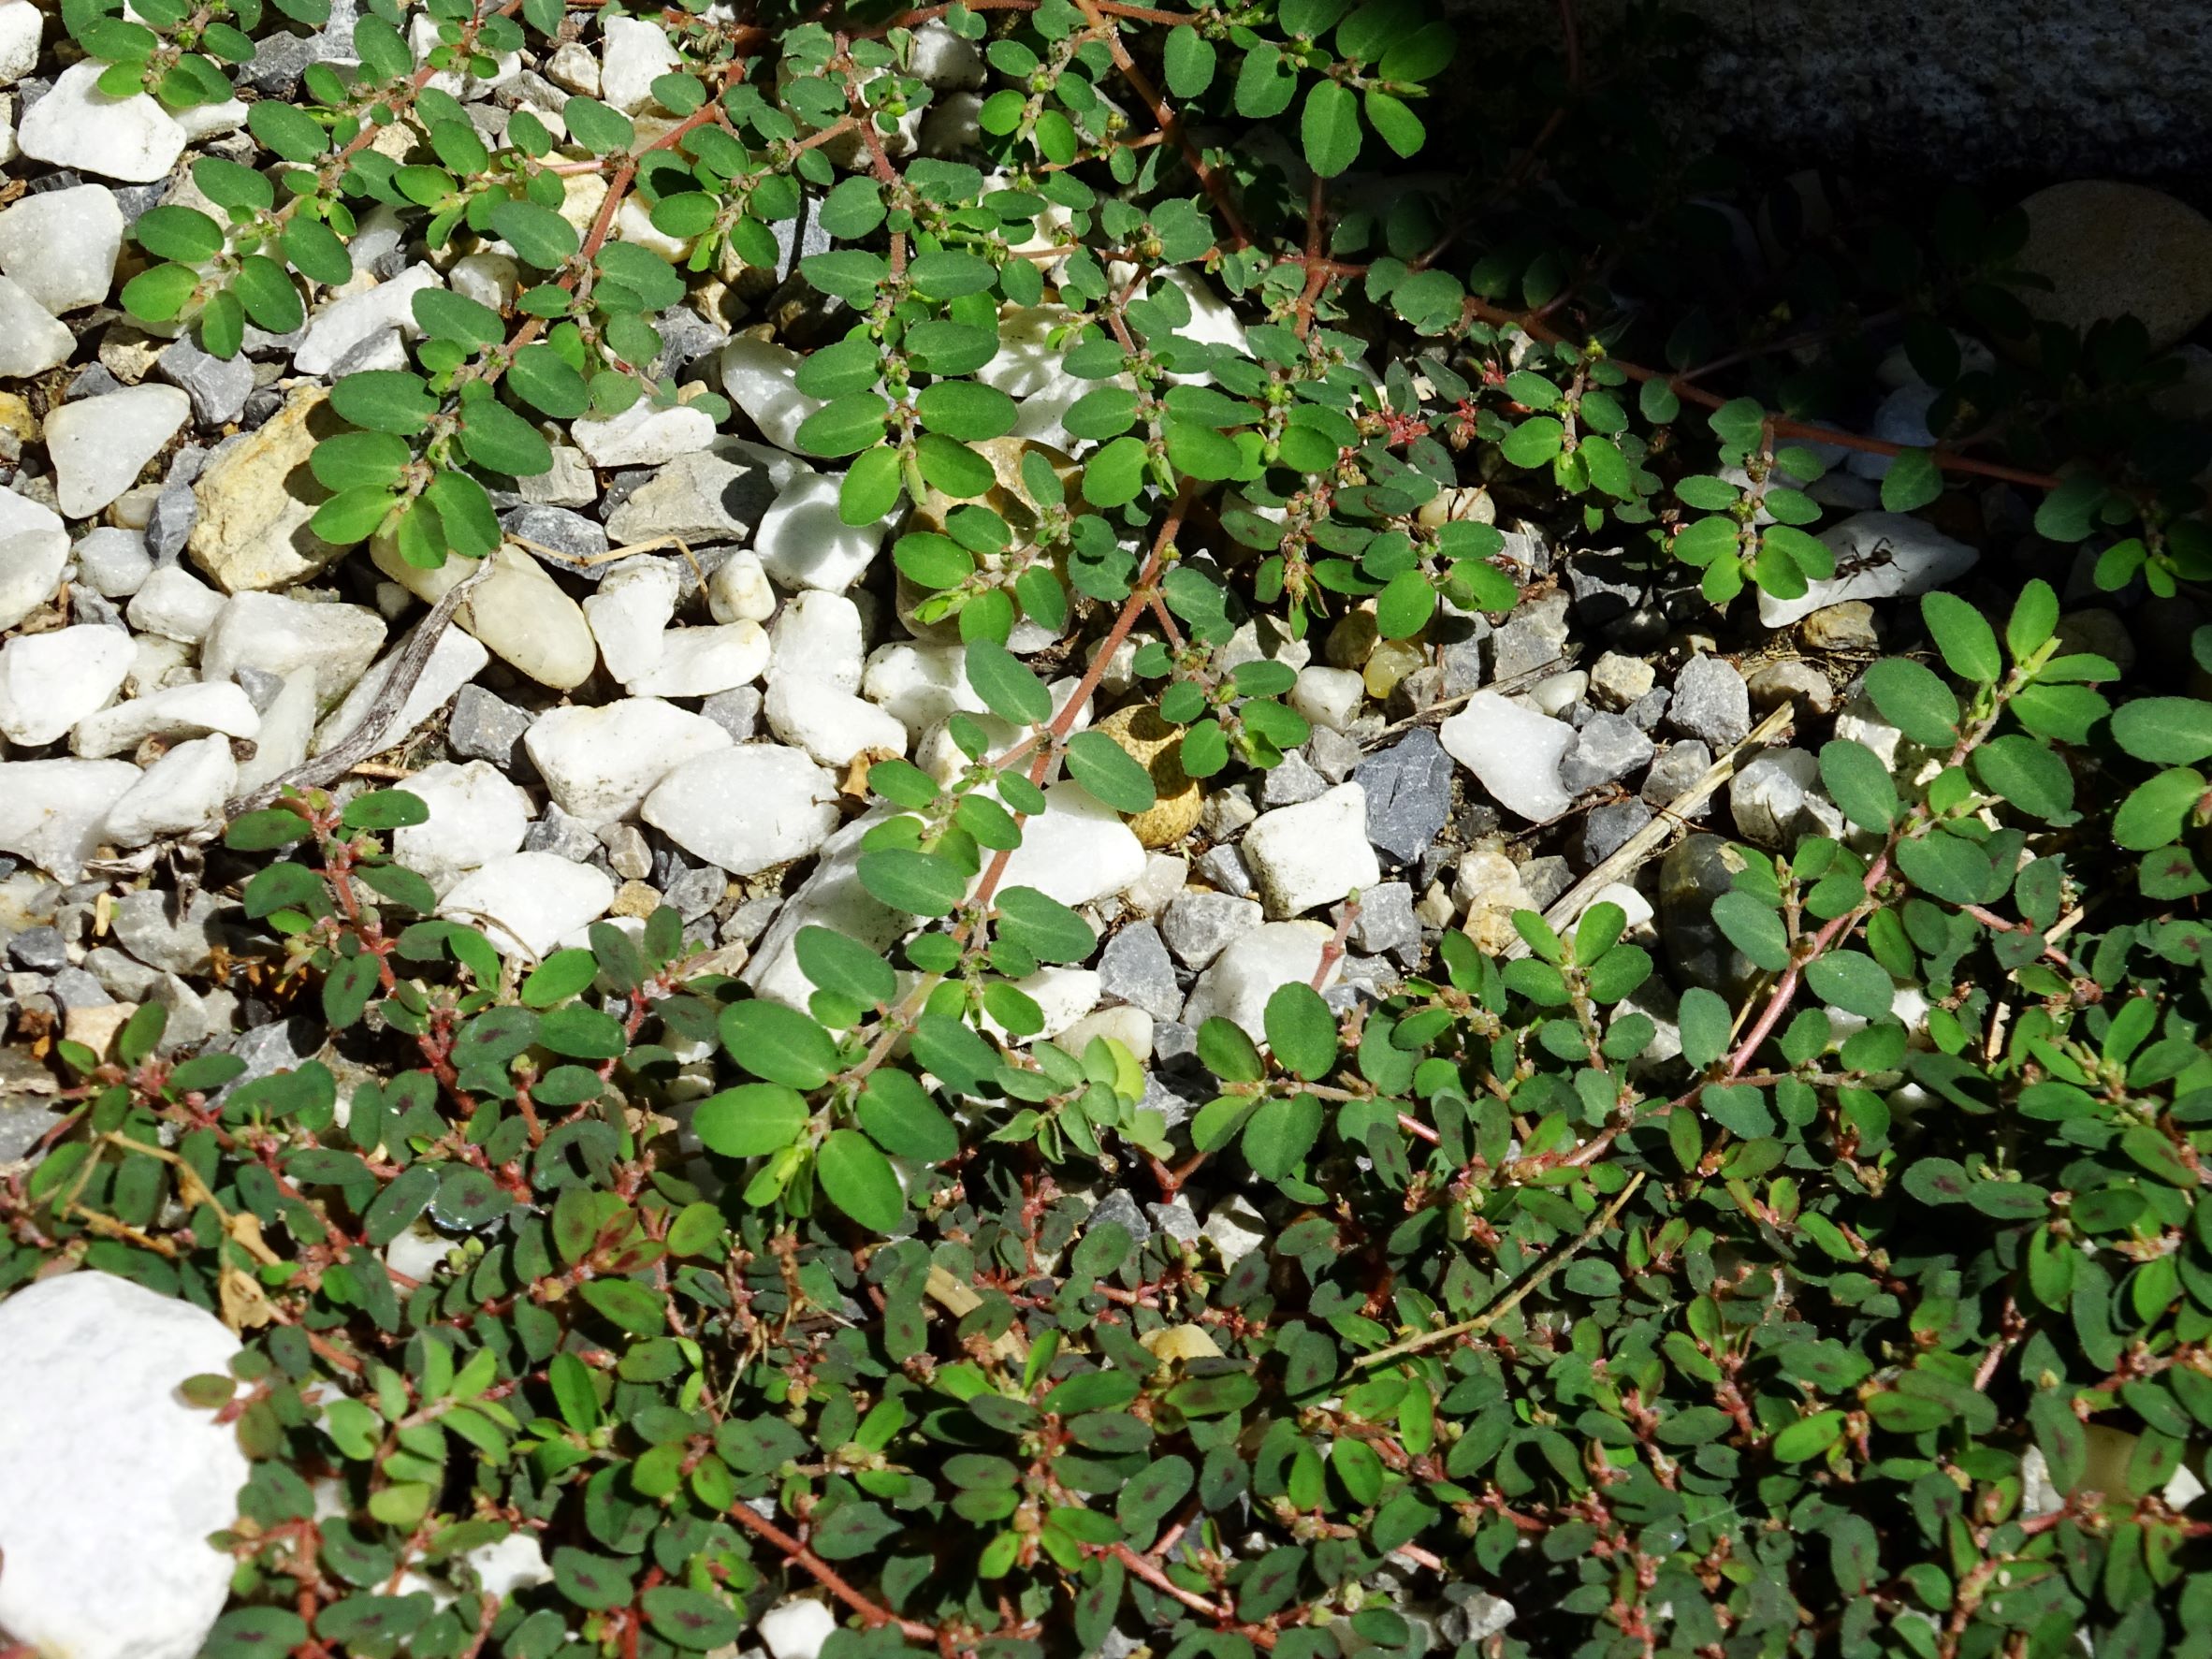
{"left": 186, "top": 388, "right": 344, "bottom": 592}
{"left": 1241, "top": 783, "right": 1380, "bottom": 919}
{"left": 2016, "top": 181, "right": 2212, "bottom": 350}
{"left": 641, "top": 745, "right": 841, "bottom": 876}
{"left": 16, "top": 61, "right": 186, "bottom": 182}
{"left": 0, "top": 274, "right": 71, "bottom": 377}
{"left": 437, "top": 852, "right": 616, "bottom": 958}
{"left": 1666, "top": 656, "right": 1752, "bottom": 749}
{"left": 0, "top": 182, "right": 122, "bottom": 313}
{"left": 1182, "top": 921, "right": 1340, "bottom": 1041}
{"left": 1440, "top": 692, "right": 1576, "bottom": 822}
{"left": 526, "top": 699, "right": 734, "bottom": 826}
{"left": 45, "top": 385, "right": 189, "bottom": 518}
{"left": 200, "top": 592, "right": 386, "bottom": 710}
{"left": 1757, "top": 511, "right": 1978, "bottom": 630}
{"left": 1354, "top": 729, "right": 1454, "bottom": 866}
{"left": 604, "top": 441, "right": 780, "bottom": 546}
{"left": 1162, "top": 889, "right": 1263, "bottom": 969}
{"left": 0, "top": 1271, "right": 249, "bottom": 1659}
{"left": 1559, "top": 712, "right": 1655, "bottom": 794}
{"left": 1099, "top": 921, "right": 1183, "bottom": 1020}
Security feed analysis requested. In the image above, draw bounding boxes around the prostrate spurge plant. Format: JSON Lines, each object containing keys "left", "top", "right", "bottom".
{"left": 7, "top": 0, "right": 2212, "bottom": 1655}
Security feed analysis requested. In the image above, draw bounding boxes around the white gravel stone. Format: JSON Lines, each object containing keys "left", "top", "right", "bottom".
{"left": 313, "top": 619, "right": 490, "bottom": 756}
{"left": 0, "top": 758, "right": 140, "bottom": 878}
{"left": 719, "top": 336, "right": 830, "bottom": 452}
{"left": 294, "top": 265, "right": 442, "bottom": 376}
{"left": 17, "top": 61, "right": 187, "bottom": 182}
{"left": 1439, "top": 691, "right": 1576, "bottom": 822}
{"left": 1289, "top": 664, "right": 1365, "bottom": 733}
{"left": 861, "top": 641, "right": 989, "bottom": 738}
{"left": 0, "top": 273, "right": 71, "bottom": 376}
{"left": 0, "top": 488, "right": 63, "bottom": 540}
{"left": 1756, "top": 511, "right": 1979, "bottom": 628}
{"left": 126, "top": 564, "right": 226, "bottom": 644}
{"left": 742, "top": 814, "right": 910, "bottom": 1010}
{"left": 0, "top": 625, "right": 135, "bottom": 746}
{"left": 73, "top": 527, "right": 154, "bottom": 599}
{"left": 46, "top": 385, "right": 190, "bottom": 517}
{"left": 706, "top": 548, "right": 777, "bottom": 623}
{"left": 641, "top": 744, "right": 841, "bottom": 876}
{"left": 0, "top": 183, "right": 123, "bottom": 313}
{"left": 524, "top": 697, "right": 734, "bottom": 824}
{"left": 0, "top": 527, "right": 68, "bottom": 632}
{"left": 983, "top": 967, "right": 1100, "bottom": 1041}
{"left": 231, "top": 671, "right": 316, "bottom": 798}
{"left": 766, "top": 672, "right": 909, "bottom": 766}
{"left": 72, "top": 680, "right": 261, "bottom": 760}
{"left": 758, "top": 1599, "right": 837, "bottom": 1659}
{"left": 391, "top": 761, "right": 531, "bottom": 892}
{"left": 0, "top": 1272, "right": 249, "bottom": 1659}
{"left": 0, "top": 2, "right": 43, "bottom": 87}
{"left": 1241, "top": 783, "right": 1380, "bottom": 919}
{"left": 1202, "top": 1195, "right": 1270, "bottom": 1265}
{"left": 572, "top": 399, "right": 715, "bottom": 466}
{"left": 200, "top": 592, "right": 387, "bottom": 710}
{"left": 600, "top": 14, "right": 682, "bottom": 111}
{"left": 625, "top": 621, "right": 772, "bottom": 698}
{"left": 754, "top": 468, "right": 889, "bottom": 592}
{"left": 105, "top": 735, "right": 236, "bottom": 846}
{"left": 584, "top": 560, "right": 681, "bottom": 683}
{"left": 438, "top": 851, "right": 616, "bottom": 959}
{"left": 1182, "top": 920, "right": 1342, "bottom": 1041}
{"left": 997, "top": 781, "right": 1146, "bottom": 908}
{"left": 771, "top": 591, "right": 865, "bottom": 692}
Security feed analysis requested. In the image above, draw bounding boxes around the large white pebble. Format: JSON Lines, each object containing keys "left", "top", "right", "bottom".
{"left": 200, "top": 592, "right": 387, "bottom": 710}
{"left": 105, "top": 735, "right": 236, "bottom": 846}
{"left": 996, "top": 781, "right": 1145, "bottom": 909}
{"left": 0, "top": 182, "right": 124, "bottom": 313}
{"left": 624, "top": 622, "right": 770, "bottom": 698}
{"left": 73, "top": 680, "right": 260, "bottom": 760}
{"left": 642, "top": 743, "right": 840, "bottom": 876}
{"left": 1183, "top": 921, "right": 1342, "bottom": 1041}
{"left": 16, "top": 61, "right": 186, "bottom": 182}
{"left": 438, "top": 851, "right": 616, "bottom": 958}
{"left": 758, "top": 1599, "right": 838, "bottom": 1659}
{"left": 0, "top": 1272, "right": 249, "bottom": 1659}
{"left": 753, "top": 470, "right": 888, "bottom": 593}
{"left": 525, "top": 697, "right": 733, "bottom": 824}
{"left": 719, "top": 337, "right": 828, "bottom": 452}
{"left": 0, "top": 274, "right": 71, "bottom": 376}
{"left": 1439, "top": 691, "right": 1576, "bottom": 822}
{"left": 770, "top": 591, "right": 865, "bottom": 693}
{"left": 765, "top": 672, "right": 908, "bottom": 766}
{"left": 0, "top": 526, "right": 66, "bottom": 632}
{"left": 391, "top": 761, "right": 531, "bottom": 892}
{"left": 45, "top": 385, "right": 189, "bottom": 518}
{"left": 585, "top": 560, "right": 681, "bottom": 684}
{"left": 1241, "top": 782, "right": 1380, "bottom": 919}
{"left": 0, "top": 758, "right": 140, "bottom": 878}
{"left": 0, "top": 624, "right": 135, "bottom": 746}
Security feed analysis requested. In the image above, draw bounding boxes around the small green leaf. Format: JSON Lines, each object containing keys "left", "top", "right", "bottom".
{"left": 817, "top": 1129, "right": 906, "bottom": 1232}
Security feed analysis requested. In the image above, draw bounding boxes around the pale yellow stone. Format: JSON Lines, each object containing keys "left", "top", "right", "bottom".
{"left": 1095, "top": 703, "right": 1201, "bottom": 849}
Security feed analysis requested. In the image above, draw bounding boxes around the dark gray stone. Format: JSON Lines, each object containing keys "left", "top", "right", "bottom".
{"left": 1668, "top": 657, "right": 1752, "bottom": 748}
{"left": 1519, "top": 855, "right": 1574, "bottom": 910}
{"left": 65, "top": 363, "right": 123, "bottom": 402}
{"left": 1578, "top": 801, "right": 1652, "bottom": 867}
{"left": 142, "top": 483, "right": 198, "bottom": 562}
{"left": 1661, "top": 833, "right": 1758, "bottom": 996}
{"left": 649, "top": 307, "right": 730, "bottom": 380}
{"left": 1486, "top": 592, "right": 1572, "bottom": 682}
{"left": 7, "top": 927, "right": 67, "bottom": 972}
{"left": 1558, "top": 713, "right": 1655, "bottom": 794}
{"left": 1624, "top": 687, "right": 1671, "bottom": 732}
{"left": 1355, "top": 728, "right": 1454, "bottom": 866}
{"left": 447, "top": 685, "right": 533, "bottom": 770}
{"left": 1099, "top": 921, "right": 1181, "bottom": 1021}
{"left": 1089, "top": 1188, "right": 1152, "bottom": 1245}
{"left": 49, "top": 967, "right": 112, "bottom": 1014}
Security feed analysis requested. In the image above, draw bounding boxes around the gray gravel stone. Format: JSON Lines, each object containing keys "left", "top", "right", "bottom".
{"left": 1519, "top": 854, "right": 1574, "bottom": 910}
{"left": 699, "top": 686, "right": 762, "bottom": 742}
{"left": 1487, "top": 591, "right": 1572, "bottom": 681}
{"left": 220, "top": 1015, "right": 324, "bottom": 1090}
{"left": 524, "top": 803, "right": 602, "bottom": 864}
{"left": 143, "top": 482, "right": 198, "bottom": 560}
{"left": 1140, "top": 1070, "right": 1198, "bottom": 1129}
{"left": 446, "top": 684, "right": 533, "bottom": 770}
{"left": 109, "top": 890, "right": 236, "bottom": 976}
{"left": 1306, "top": 725, "right": 1362, "bottom": 783}
{"left": 49, "top": 967, "right": 112, "bottom": 1014}
{"left": 1624, "top": 687, "right": 1671, "bottom": 732}
{"left": 663, "top": 862, "right": 726, "bottom": 923}
{"left": 1161, "top": 890, "right": 1261, "bottom": 969}
{"left": 155, "top": 335, "right": 255, "bottom": 426}
{"left": 1192, "top": 844, "right": 1254, "bottom": 899}
{"left": 0, "top": 1098, "right": 62, "bottom": 1167}
{"left": 1558, "top": 712, "right": 1655, "bottom": 794}
{"left": 501, "top": 504, "right": 608, "bottom": 566}
{"left": 1348, "top": 880, "right": 1420, "bottom": 964}
{"left": 1089, "top": 1187, "right": 1152, "bottom": 1245}
{"left": 1354, "top": 728, "right": 1454, "bottom": 866}
{"left": 1099, "top": 921, "right": 1182, "bottom": 1020}
{"left": 1152, "top": 1021, "right": 1198, "bottom": 1064}
{"left": 85, "top": 946, "right": 160, "bottom": 1002}
{"left": 1259, "top": 749, "right": 1327, "bottom": 808}
{"left": 1578, "top": 801, "right": 1652, "bottom": 866}
{"left": 1642, "top": 740, "right": 1714, "bottom": 810}
{"left": 7, "top": 927, "right": 67, "bottom": 971}
{"left": 1146, "top": 1197, "right": 1201, "bottom": 1244}
{"left": 1667, "top": 656, "right": 1751, "bottom": 748}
